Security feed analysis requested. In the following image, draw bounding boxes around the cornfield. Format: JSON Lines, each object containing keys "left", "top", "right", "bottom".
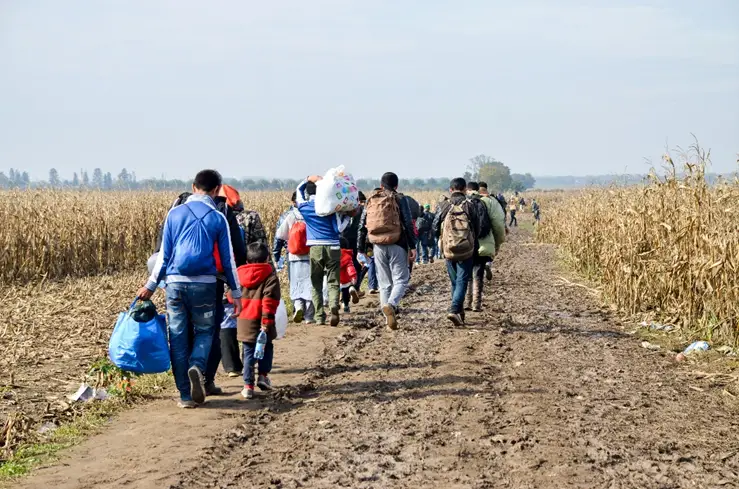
{"left": 0, "top": 190, "right": 292, "bottom": 284}
{"left": 537, "top": 149, "right": 739, "bottom": 344}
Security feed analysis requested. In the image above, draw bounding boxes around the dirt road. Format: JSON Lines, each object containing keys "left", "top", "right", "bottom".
{"left": 18, "top": 225, "right": 739, "bottom": 489}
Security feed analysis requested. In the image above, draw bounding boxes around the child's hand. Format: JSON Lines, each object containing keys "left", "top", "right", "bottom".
{"left": 260, "top": 325, "right": 268, "bottom": 332}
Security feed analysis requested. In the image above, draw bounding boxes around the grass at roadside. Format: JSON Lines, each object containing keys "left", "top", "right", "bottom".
{"left": 0, "top": 362, "right": 172, "bottom": 484}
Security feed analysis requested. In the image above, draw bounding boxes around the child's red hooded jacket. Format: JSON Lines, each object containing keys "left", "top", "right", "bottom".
{"left": 340, "top": 249, "right": 357, "bottom": 286}
{"left": 236, "top": 263, "right": 281, "bottom": 343}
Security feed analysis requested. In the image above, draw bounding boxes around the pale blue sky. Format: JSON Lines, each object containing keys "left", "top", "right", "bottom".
{"left": 1, "top": 0, "right": 737, "bottom": 180}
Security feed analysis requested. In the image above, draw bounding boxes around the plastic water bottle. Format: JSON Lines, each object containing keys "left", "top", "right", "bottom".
{"left": 254, "top": 331, "right": 267, "bottom": 360}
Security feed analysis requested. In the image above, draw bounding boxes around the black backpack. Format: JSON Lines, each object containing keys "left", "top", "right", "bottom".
{"left": 471, "top": 197, "right": 492, "bottom": 238}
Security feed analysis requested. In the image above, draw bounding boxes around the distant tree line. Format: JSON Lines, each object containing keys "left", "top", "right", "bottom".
{"left": 0, "top": 162, "right": 538, "bottom": 192}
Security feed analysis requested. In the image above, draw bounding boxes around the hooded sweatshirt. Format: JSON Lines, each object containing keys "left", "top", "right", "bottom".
{"left": 236, "top": 263, "right": 281, "bottom": 343}
{"left": 340, "top": 249, "right": 358, "bottom": 286}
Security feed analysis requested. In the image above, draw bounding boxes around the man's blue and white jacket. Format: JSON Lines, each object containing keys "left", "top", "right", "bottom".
{"left": 296, "top": 180, "right": 350, "bottom": 247}
{"left": 146, "top": 194, "right": 241, "bottom": 298}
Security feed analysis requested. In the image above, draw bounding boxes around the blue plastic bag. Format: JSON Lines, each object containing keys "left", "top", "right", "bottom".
{"left": 109, "top": 299, "right": 170, "bottom": 374}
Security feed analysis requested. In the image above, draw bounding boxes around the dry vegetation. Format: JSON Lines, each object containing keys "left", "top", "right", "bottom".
{"left": 537, "top": 148, "right": 739, "bottom": 344}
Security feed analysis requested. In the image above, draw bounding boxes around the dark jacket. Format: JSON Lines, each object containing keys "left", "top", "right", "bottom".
{"left": 357, "top": 191, "right": 417, "bottom": 253}
{"left": 433, "top": 192, "right": 481, "bottom": 242}
{"left": 342, "top": 207, "right": 363, "bottom": 251}
{"left": 236, "top": 263, "right": 281, "bottom": 343}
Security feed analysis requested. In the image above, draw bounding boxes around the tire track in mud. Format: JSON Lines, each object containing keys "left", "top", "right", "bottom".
{"left": 173, "top": 227, "right": 739, "bottom": 489}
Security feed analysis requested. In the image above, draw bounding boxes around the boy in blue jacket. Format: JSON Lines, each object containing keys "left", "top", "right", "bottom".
{"left": 138, "top": 170, "right": 243, "bottom": 408}
{"left": 296, "top": 176, "right": 351, "bottom": 326}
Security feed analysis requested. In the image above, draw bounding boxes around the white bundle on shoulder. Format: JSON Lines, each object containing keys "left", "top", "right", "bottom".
{"left": 314, "top": 165, "right": 360, "bottom": 216}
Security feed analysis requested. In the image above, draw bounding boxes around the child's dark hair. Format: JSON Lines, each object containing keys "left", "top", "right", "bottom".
{"left": 246, "top": 242, "right": 270, "bottom": 263}
{"left": 467, "top": 181, "right": 480, "bottom": 191}
{"left": 358, "top": 191, "right": 367, "bottom": 203}
{"left": 479, "top": 181, "right": 488, "bottom": 189}
{"left": 340, "top": 237, "right": 350, "bottom": 249}
{"left": 450, "top": 177, "right": 467, "bottom": 192}
{"left": 381, "top": 172, "right": 399, "bottom": 190}
{"left": 306, "top": 182, "right": 317, "bottom": 196}
{"left": 290, "top": 191, "right": 297, "bottom": 203}
{"left": 193, "top": 170, "right": 222, "bottom": 192}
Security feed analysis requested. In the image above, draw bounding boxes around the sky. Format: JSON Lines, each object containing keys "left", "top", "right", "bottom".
{"left": 1, "top": 0, "right": 737, "bottom": 181}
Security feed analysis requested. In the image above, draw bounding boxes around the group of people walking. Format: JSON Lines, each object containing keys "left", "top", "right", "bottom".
{"left": 137, "top": 169, "right": 523, "bottom": 408}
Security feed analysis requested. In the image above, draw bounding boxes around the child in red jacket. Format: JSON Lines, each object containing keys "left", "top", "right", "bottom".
{"left": 340, "top": 238, "right": 359, "bottom": 313}
{"left": 236, "top": 242, "right": 281, "bottom": 399}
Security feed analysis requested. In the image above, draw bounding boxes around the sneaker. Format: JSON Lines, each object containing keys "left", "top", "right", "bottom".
{"left": 382, "top": 304, "right": 398, "bottom": 330}
{"left": 349, "top": 286, "right": 360, "bottom": 304}
{"left": 292, "top": 308, "right": 304, "bottom": 324}
{"left": 429, "top": 257, "right": 435, "bottom": 264}
{"left": 205, "top": 382, "right": 224, "bottom": 396}
{"left": 227, "top": 371, "right": 242, "bottom": 378}
{"left": 369, "top": 289, "right": 379, "bottom": 295}
{"left": 447, "top": 313, "right": 464, "bottom": 327}
{"left": 257, "top": 375, "right": 273, "bottom": 391}
{"left": 177, "top": 399, "right": 198, "bottom": 409}
{"left": 472, "top": 306, "right": 482, "bottom": 313}
{"left": 241, "top": 386, "right": 254, "bottom": 399}
{"left": 318, "top": 315, "right": 327, "bottom": 325}
{"left": 330, "top": 307, "right": 340, "bottom": 327}
{"left": 358, "top": 290, "right": 366, "bottom": 299}
{"left": 305, "top": 319, "right": 316, "bottom": 325}
{"left": 485, "top": 264, "right": 493, "bottom": 281}
{"left": 188, "top": 366, "right": 206, "bottom": 404}
{"left": 344, "top": 305, "right": 351, "bottom": 313}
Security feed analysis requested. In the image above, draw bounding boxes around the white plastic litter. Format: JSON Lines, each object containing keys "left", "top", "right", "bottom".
{"left": 314, "top": 165, "right": 359, "bottom": 216}
{"left": 68, "top": 383, "right": 94, "bottom": 402}
{"left": 275, "top": 300, "right": 288, "bottom": 339}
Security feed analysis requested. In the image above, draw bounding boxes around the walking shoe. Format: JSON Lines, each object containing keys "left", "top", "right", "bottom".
{"left": 187, "top": 366, "right": 206, "bottom": 404}
{"left": 447, "top": 313, "right": 464, "bottom": 327}
{"left": 485, "top": 264, "right": 493, "bottom": 281}
{"left": 241, "top": 386, "right": 254, "bottom": 399}
{"left": 369, "top": 289, "right": 379, "bottom": 295}
{"left": 305, "top": 319, "right": 316, "bottom": 325}
{"left": 318, "top": 315, "right": 327, "bottom": 325}
{"left": 177, "top": 399, "right": 198, "bottom": 409}
{"left": 382, "top": 304, "right": 398, "bottom": 330}
{"left": 358, "top": 290, "right": 366, "bottom": 299}
{"left": 257, "top": 375, "right": 273, "bottom": 391}
{"left": 429, "top": 257, "right": 435, "bottom": 264}
{"left": 330, "top": 307, "right": 340, "bottom": 327}
{"left": 205, "top": 382, "right": 224, "bottom": 396}
{"left": 344, "top": 305, "right": 351, "bottom": 313}
{"left": 471, "top": 306, "right": 482, "bottom": 313}
{"left": 227, "top": 371, "right": 242, "bottom": 378}
{"left": 292, "top": 308, "right": 304, "bottom": 324}
{"left": 349, "top": 286, "right": 360, "bottom": 304}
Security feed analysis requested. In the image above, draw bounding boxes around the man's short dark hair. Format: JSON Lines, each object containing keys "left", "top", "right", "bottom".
{"left": 479, "top": 181, "right": 488, "bottom": 189}
{"left": 450, "top": 177, "right": 467, "bottom": 192}
{"left": 306, "top": 182, "right": 317, "bottom": 196}
{"left": 290, "top": 191, "right": 297, "bottom": 203}
{"left": 193, "top": 170, "right": 222, "bottom": 192}
{"left": 381, "top": 172, "right": 399, "bottom": 190}
{"left": 246, "top": 242, "right": 269, "bottom": 264}
{"left": 467, "top": 181, "right": 480, "bottom": 191}
{"left": 358, "top": 191, "right": 367, "bottom": 203}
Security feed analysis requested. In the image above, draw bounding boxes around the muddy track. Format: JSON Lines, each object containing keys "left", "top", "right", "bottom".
{"left": 166, "top": 227, "right": 738, "bottom": 489}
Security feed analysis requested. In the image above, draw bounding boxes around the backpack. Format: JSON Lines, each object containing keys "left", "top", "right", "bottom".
{"left": 416, "top": 215, "right": 430, "bottom": 234}
{"left": 471, "top": 197, "right": 492, "bottom": 238}
{"left": 365, "top": 189, "right": 402, "bottom": 245}
{"left": 402, "top": 195, "right": 422, "bottom": 220}
{"left": 287, "top": 213, "right": 310, "bottom": 255}
{"left": 442, "top": 202, "right": 475, "bottom": 261}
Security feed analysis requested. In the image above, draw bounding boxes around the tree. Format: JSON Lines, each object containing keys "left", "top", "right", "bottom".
{"left": 21, "top": 172, "right": 30, "bottom": 187}
{"left": 478, "top": 161, "right": 512, "bottom": 192}
{"left": 0, "top": 172, "right": 9, "bottom": 188}
{"left": 510, "top": 173, "right": 536, "bottom": 191}
{"left": 103, "top": 172, "right": 113, "bottom": 189}
{"left": 49, "top": 168, "right": 60, "bottom": 187}
{"left": 117, "top": 168, "right": 131, "bottom": 187}
{"left": 92, "top": 168, "right": 103, "bottom": 187}
{"left": 72, "top": 172, "right": 80, "bottom": 187}
{"left": 468, "top": 154, "right": 504, "bottom": 180}
{"left": 81, "top": 171, "right": 89, "bottom": 187}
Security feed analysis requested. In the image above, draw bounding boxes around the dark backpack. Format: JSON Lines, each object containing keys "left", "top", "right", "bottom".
{"left": 470, "top": 197, "right": 492, "bottom": 238}
{"left": 416, "top": 215, "right": 430, "bottom": 233}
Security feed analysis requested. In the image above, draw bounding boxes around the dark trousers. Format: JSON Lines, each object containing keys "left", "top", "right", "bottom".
{"left": 352, "top": 250, "right": 365, "bottom": 291}
{"left": 446, "top": 258, "right": 474, "bottom": 313}
{"left": 243, "top": 341, "right": 274, "bottom": 386}
{"left": 509, "top": 211, "right": 517, "bottom": 227}
{"left": 367, "top": 257, "right": 378, "bottom": 290}
{"left": 341, "top": 287, "right": 351, "bottom": 307}
{"left": 205, "top": 281, "right": 225, "bottom": 384}
{"left": 220, "top": 327, "right": 243, "bottom": 374}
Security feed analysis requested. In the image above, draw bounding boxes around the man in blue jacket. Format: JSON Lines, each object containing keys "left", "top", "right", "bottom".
{"left": 138, "top": 170, "right": 242, "bottom": 408}
{"left": 296, "top": 176, "right": 351, "bottom": 327}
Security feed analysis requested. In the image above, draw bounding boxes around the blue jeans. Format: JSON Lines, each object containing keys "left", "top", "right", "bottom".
{"left": 243, "top": 341, "right": 274, "bottom": 386}
{"left": 367, "top": 256, "right": 378, "bottom": 290}
{"left": 166, "top": 282, "right": 217, "bottom": 402}
{"left": 446, "top": 258, "right": 473, "bottom": 314}
{"left": 205, "top": 280, "right": 225, "bottom": 384}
